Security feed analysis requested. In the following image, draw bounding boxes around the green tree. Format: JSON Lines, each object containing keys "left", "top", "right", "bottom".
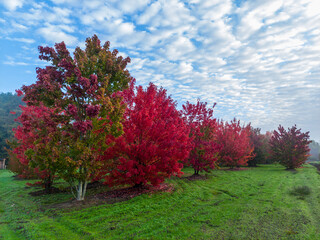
{"left": 0, "top": 92, "right": 24, "bottom": 160}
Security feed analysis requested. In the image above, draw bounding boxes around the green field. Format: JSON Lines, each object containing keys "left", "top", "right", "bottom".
{"left": 1, "top": 164, "right": 320, "bottom": 239}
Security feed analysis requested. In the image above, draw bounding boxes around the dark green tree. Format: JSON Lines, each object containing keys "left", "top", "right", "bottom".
{"left": 0, "top": 92, "right": 24, "bottom": 160}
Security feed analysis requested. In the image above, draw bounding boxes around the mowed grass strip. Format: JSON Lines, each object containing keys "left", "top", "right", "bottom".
{"left": 1, "top": 164, "right": 320, "bottom": 239}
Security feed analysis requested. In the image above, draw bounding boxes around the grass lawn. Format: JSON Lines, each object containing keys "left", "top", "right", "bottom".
{"left": 1, "top": 164, "right": 320, "bottom": 239}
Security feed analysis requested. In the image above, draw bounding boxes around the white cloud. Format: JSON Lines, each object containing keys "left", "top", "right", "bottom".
{"left": 4, "top": 60, "right": 28, "bottom": 66}
{"left": 38, "top": 25, "right": 78, "bottom": 46}
{"left": 1, "top": 0, "right": 320, "bottom": 140}
{"left": 11, "top": 21, "right": 28, "bottom": 31}
{"left": 50, "top": 0, "right": 78, "bottom": 4}
{"left": 0, "top": 0, "right": 24, "bottom": 11}
{"left": 162, "top": 36, "right": 195, "bottom": 61}
{"left": 82, "top": 1, "right": 102, "bottom": 9}
{"left": 117, "top": 0, "right": 150, "bottom": 14}
{"left": 237, "top": 0, "right": 283, "bottom": 40}
{"left": 6, "top": 37, "right": 35, "bottom": 43}
{"left": 136, "top": 1, "right": 161, "bottom": 25}
{"left": 80, "top": 5, "right": 122, "bottom": 25}
{"left": 305, "top": 1, "right": 320, "bottom": 17}
{"left": 265, "top": 12, "right": 290, "bottom": 25}
{"left": 192, "top": 0, "right": 232, "bottom": 21}
{"left": 178, "top": 62, "right": 193, "bottom": 74}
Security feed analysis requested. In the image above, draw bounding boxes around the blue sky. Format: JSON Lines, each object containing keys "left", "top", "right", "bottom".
{"left": 0, "top": 0, "right": 319, "bottom": 141}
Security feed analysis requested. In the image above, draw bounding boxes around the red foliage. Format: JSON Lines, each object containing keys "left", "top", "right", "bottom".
{"left": 181, "top": 100, "right": 220, "bottom": 175}
{"left": 99, "top": 81, "right": 191, "bottom": 187}
{"left": 269, "top": 125, "right": 311, "bottom": 169}
{"left": 26, "top": 181, "right": 43, "bottom": 187}
{"left": 216, "top": 119, "right": 254, "bottom": 168}
{"left": 9, "top": 104, "right": 61, "bottom": 190}
{"left": 15, "top": 89, "right": 23, "bottom": 96}
{"left": 7, "top": 149, "right": 37, "bottom": 179}
{"left": 14, "top": 35, "right": 132, "bottom": 200}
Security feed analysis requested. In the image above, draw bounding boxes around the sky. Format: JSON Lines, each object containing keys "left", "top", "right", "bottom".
{"left": 0, "top": 0, "right": 319, "bottom": 141}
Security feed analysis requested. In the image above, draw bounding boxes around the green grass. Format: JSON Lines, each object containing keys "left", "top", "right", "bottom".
{"left": 1, "top": 164, "right": 320, "bottom": 239}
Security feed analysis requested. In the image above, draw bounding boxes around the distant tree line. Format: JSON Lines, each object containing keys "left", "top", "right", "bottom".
{"left": 308, "top": 140, "right": 320, "bottom": 161}
{"left": 0, "top": 93, "right": 24, "bottom": 160}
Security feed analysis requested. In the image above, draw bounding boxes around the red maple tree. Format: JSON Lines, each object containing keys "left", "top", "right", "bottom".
{"left": 9, "top": 103, "right": 63, "bottom": 191}
{"left": 99, "top": 81, "right": 191, "bottom": 187}
{"left": 216, "top": 119, "right": 254, "bottom": 168}
{"left": 269, "top": 125, "right": 311, "bottom": 169}
{"left": 181, "top": 100, "right": 221, "bottom": 175}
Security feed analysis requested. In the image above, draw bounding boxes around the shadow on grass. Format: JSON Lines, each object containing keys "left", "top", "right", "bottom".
{"left": 289, "top": 186, "right": 311, "bottom": 200}
{"left": 40, "top": 183, "right": 175, "bottom": 211}
{"left": 286, "top": 168, "right": 298, "bottom": 174}
{"left": 181, "top": 174, "right": 208, "bottom": 181}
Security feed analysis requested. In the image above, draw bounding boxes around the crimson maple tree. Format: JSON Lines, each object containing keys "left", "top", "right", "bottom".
{"left": 216, "top": 119, "right": 254, "bottom": 168}
{"left": 181, "top": 100, "right": 220, "bottom": 175}
{"left": 99, "top": 81, "right": 191, "bottom": 187}
{"left": 269, "top": 125, "right": 311, "bottom": 169}
{"left": 16, "top": 35, "right": 132, "bottom": 200}
{"left": 9, "top": 104, "right": 62, "bottom": 192}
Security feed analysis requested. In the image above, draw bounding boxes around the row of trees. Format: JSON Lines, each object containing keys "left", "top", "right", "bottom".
{"left": 7, "top": 35, "right": 311, "bottom": 201}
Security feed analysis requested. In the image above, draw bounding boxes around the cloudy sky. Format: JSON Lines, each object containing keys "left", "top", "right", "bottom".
{"left": 0, "top": 0, "right": 319, "bottom": 140}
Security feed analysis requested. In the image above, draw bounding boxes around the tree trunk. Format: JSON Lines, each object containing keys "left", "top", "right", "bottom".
{"left": 133, "top": 182, "right": 143, "bottom": 188}
{"left": 76, "top": 180, "right": 88, "bottom": 201}
{"left": 44, "top": 176, "right": 53, "bottom": 193}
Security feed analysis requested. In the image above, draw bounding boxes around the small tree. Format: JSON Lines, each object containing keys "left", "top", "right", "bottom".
{"left": 18, "top": 35, "right": 132, "bottom": 200}
{"left": 181, "top": 100, "right": 220, "bottom": 175}
{"left": 269, "top": 125, "right": 311, "bottom": 169}
{"left": 248, "top": 127, "right": 269, "bottom": 167}
{"left": 9, "top": 104, "right": 62, "bottom": 192}
{"left": 262, "top": 131, "right": 273, "bottom": 164}
{"left": 217, "top": 119, "right": 254, "bottom": 168}
{"left": 7, "top": 143, "right": 37, "bottom": 179}
{"left": 99, "top": 81, "right": 190, "bottom": 187}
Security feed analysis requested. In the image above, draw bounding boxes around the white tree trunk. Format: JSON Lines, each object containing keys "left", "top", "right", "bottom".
{"left": 76, "top": 180, "right": 88, "bottom": 201}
